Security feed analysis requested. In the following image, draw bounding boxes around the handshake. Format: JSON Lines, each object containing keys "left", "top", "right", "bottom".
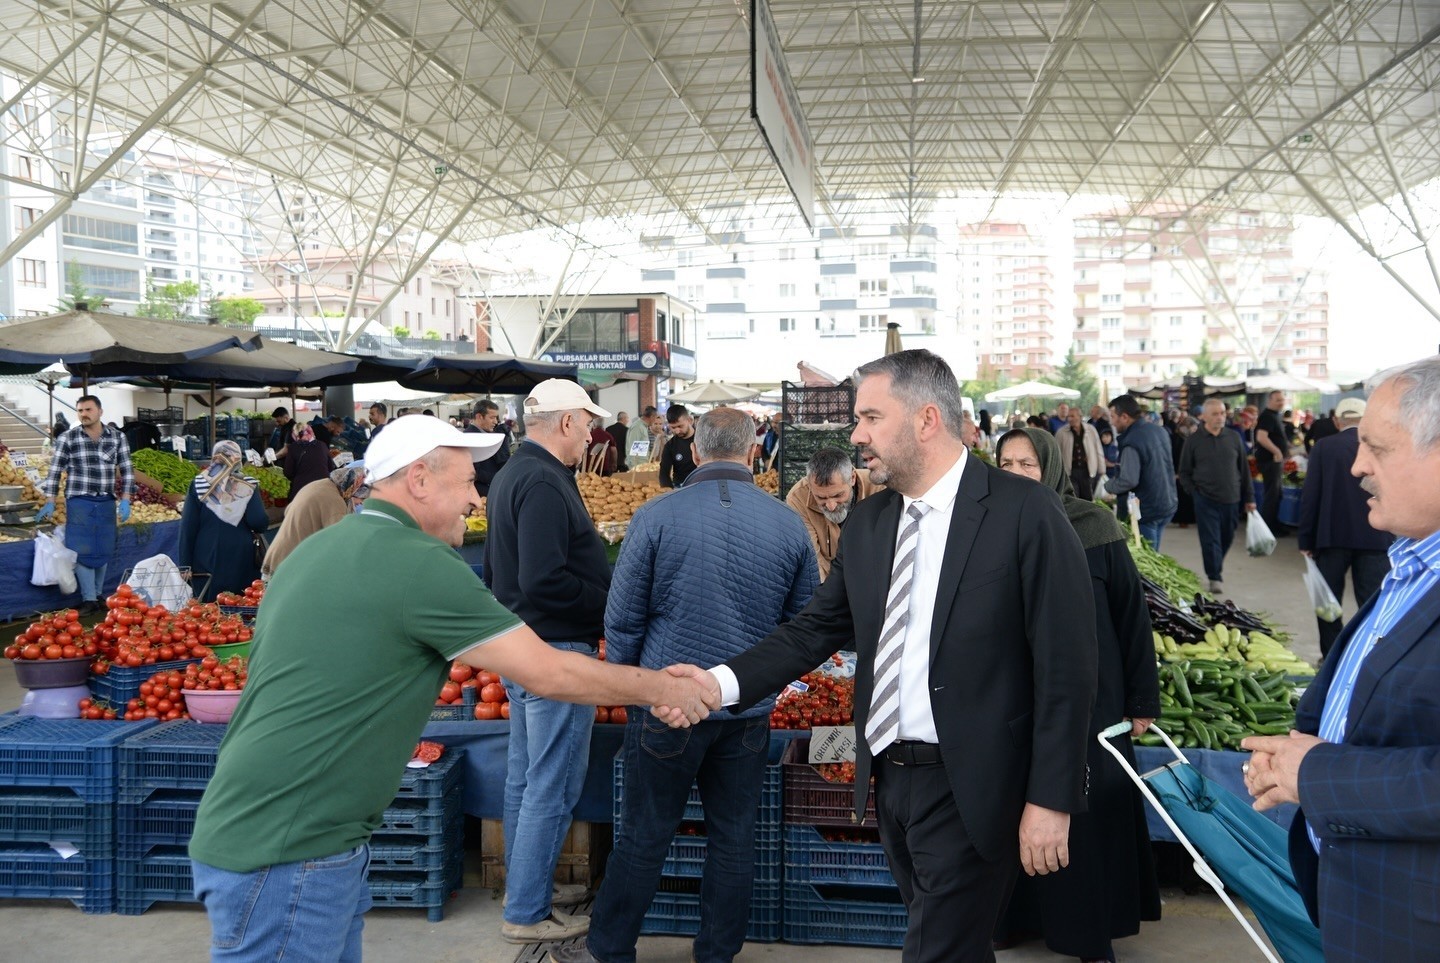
{"left": 650, "top": 664, "right": 723, "bottom": 728}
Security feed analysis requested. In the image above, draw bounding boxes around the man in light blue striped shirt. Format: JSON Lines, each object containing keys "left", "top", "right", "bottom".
{"left": 1241, "top": 355, "right": 1440, "bottom": 961}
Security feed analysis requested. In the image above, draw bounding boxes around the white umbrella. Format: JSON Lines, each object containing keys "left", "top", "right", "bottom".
{"left": 668, "top": 380, "right": 761, "bottom": 404}
{"left": 984, "top": 380, "right": 1081, "bottom": 403}
{"left": 1246, "top": 371, "right": 1337, "bottom": 394}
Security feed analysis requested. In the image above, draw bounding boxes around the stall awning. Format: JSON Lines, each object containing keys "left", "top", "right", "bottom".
{"left": 578, "top": 369, "right": 623, "bottom": 389}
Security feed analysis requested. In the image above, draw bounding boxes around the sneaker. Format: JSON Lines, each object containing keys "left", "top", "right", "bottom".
{"left": 502, "top": 883, "right": 590, "bottom": 909}
{"left": 1208, "top": 580, "right": 1224, "bottom": 594}
{"left": 547, "top": 944, "right": 600, "bottom": 963}
{"left": 501, "top": 910, "right": 590, "bottom": 945}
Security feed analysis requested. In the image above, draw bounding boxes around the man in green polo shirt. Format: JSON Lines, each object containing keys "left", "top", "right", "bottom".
{"left": 189, "top": 414, "right": 718, "bottom": 961}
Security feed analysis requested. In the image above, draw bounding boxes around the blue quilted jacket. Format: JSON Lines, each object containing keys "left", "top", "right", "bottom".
{"left": 605, "top": 462, "right": 818, "bottom": 719}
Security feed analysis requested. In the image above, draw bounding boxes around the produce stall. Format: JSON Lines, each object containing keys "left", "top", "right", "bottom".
{"left": 0, "top": 521, "right": 181, "bottom": 623}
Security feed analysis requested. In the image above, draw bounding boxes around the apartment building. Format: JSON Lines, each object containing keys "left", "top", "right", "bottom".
{"left": 954, "top": 222, "right": 1059, "bottom": 380}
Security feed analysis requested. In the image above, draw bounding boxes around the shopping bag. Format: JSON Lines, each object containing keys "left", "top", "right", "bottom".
{"left": 1304, "top": 556, "right": 1343, "bottom": 622}
{"left": 127, "top": 554, "right": 193, "bottom": 611}
{"left": 31, "top": 528, "right": 79, "bottom": 593}
{"left": 1246, "top": 509, "right": 1277, "bottom": 557}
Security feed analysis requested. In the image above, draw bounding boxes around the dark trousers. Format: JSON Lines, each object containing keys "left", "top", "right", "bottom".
{"left": 1313, "top": 548, "right": 1391, "bottom": 658}
{"left": 1069, "top": 466, "right": 1094, "bottom": 501}
{"left": 587, "top": 715, "right": 769, "bottom": 963}
{"left": 1259, "top": 462, "right": 1284, "bottom": 533}
{"left": 875, "top": 756, "right": 1017, "bottom": 962}
{"left": 1191, "top": 493, "right": 1240, "bottom": 582}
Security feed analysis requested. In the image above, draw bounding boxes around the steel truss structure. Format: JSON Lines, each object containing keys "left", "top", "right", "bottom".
{"left": 0, "top": 0, "right": 1438, "bottom": 336}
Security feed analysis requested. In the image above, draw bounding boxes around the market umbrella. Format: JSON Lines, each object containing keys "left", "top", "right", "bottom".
{"left": 0, "top": 306, "right": 260, "bottom": 386}
{"left": 883, "top": 321, "right": 904, "bottom": 356}
{"left": 399, "top": 353, "right": 578, "bottom": 395}
{"left": 84, "top": 336, "right": 362, "bottom": 387}
{"left": 667, "top": 380, "right": 761, "bottom": 404}
{"left": 984, "top": 380, "right": 1082, "bottom": 403}
{"left": 1245, "top": 371, "right": 1336, "bottom": 394}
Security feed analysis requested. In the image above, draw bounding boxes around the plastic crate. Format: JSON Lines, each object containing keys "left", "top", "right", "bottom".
{"left": 0, "top": 717, "right": 157, "bottom": 802}
{"left": 428, "top": 685, "right": 477, "bottom": 722}
{"left": 783, "top": 823, "right": 892, "bottom": 886}
{"left": 116, "top": 845, "right": 197, "bottom": 914}
{"left": 781, "top": 738, "right": 876, "bottom": 827}
{"left": 118, "top": 720, "right": 227, "bottom": 802}
{"left": 138, "top": 407, "right": 184, "bottom": 425}
{"left": 0, "top": 844, "right": 115, "bottom": 914}
{"left": 781, "top": 380, "right": 856, "bottom": 425}
{"left": 216, "top": 604, "right": 258, "bottom": 620}
{"left": 367, "top": 826, "right": 463, "bottom": 873}
{"left": 89, "top": 658, "right": 202, "bottom": 709}
{"left": 611, "top": 737, "right": 785, "bottom": 826}
{"left": 640, "top": 876, "right": 782, "bottom": 942}
{"left": 393, "top": 749, "right": 464, "bottom": 800}
{"left": 782, "top": 880, "right": 907, "bottom": 947}
{"left": 367, "top": 857, "right": 464, "bottom": 923}
{"left": 0, "top": 789, "right": 114, "bottom": 856}
{"left": 379, "top": 795, "right": 461, "bottom": 836}
{"left": 117, "top": 789, "right": 203, "bottom": 858}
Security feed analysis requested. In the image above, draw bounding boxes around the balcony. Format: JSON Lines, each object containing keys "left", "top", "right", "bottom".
{"left": 144, "top": 192, "right": 175, "bottom": 208}
{"left": 889, "top": 296, "right": 937, "bottom": 309}
{"left": 147, "top": 249, "right": 177, "bottom": 262}
{"left": 819, "top": 299, "right": 857, "bottom": 311}
{"left": 889, "top": 260, "right": 936, "bottom": 274}
{"left": 706, "top": 266, "right": 745, "bottom": 279}
{"left": 146, "top": 230, "right": 176, "bottom": 245}
{"left": 147, "top": 210, "right": 175, "bottom": 225}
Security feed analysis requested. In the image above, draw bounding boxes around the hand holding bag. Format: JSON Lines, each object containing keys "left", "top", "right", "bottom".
{"left": 1246, "top": 509, "right": 1276, "bottom": 557}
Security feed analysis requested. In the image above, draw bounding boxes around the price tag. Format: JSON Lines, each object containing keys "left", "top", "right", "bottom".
{"left": 808, "top": 725, "right": 857, "bottom": 764}
{"left": 628, "top": 439, "right": 650, "bottom": 458}
{"left": 25, "top": 469, "right": 41, "bottom": 485}
{"left": 10, "top": 451, "right": 28, "bottom": 467}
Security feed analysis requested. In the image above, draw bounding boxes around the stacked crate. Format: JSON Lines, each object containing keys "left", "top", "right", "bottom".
{"left": 113, "top": 722, "right": 466, "bottom": 921}
{"left": 0, "top": 717, "right": 158, "bottom": 914}
{"left": 611, "top": 739, "right": 784, "bottom": 942}
{"left": 780, "top": 738, "right": 906, "bottom": 947}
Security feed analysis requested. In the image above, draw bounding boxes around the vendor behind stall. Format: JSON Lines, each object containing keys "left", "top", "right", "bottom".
{"left": 179, "top": 440, "right": 270, "bottom": 601}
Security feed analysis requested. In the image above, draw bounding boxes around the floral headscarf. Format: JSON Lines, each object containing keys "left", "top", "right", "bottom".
{"left": 293, "top": 423, "right": 316, "bottom": 445}
{"left": 329, "top": 462, "right": 368, "bottom": 502}
{"left": 192, "top": 440, "right": 258, "bottom": 526}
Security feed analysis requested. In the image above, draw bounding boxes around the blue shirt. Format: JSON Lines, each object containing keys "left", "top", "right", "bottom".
{"left": 1308, "top": 526, "right": 1440, "bottom": 849}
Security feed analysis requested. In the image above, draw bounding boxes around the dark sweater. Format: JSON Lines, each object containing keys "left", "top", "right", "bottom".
{"left": 658, "top": 433, "right": 697, "bottom": 488}
{"left": 482, "top": 441, "right": 611, "bottom": 643}
{"left": 1178, "top": 426, "right": 1254, "bottom": 505}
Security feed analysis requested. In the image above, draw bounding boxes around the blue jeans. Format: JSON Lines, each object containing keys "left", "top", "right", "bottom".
{"left": 1191, "top": 493, "right": 1240, "bottom": 582}
{"left": 1137, "top": 510, "right": 1174, "bottom": 552}
{"left": 191, "top": 844, "right": 372, "bottom": 962}
{"left": 75, "top": 563, "right": 107, "bottom": 602}
{"left": 502, "top": 641, "right": 596, "bottom": 926}
{"left": 587, "top": 714, "right": 769, "bottom": 963}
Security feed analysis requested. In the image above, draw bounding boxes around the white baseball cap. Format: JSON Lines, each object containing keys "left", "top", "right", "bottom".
{"left": 364, "top": 414, "right": 505, "bottom": 482}
{"left": 1334, "top": 397, "right": 1367, "bottom": 420}
{"left": 523, "top": 379, "right": 611, "bottom": 419}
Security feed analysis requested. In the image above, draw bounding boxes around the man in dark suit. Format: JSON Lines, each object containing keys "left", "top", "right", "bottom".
{"left": 466, "top": 399, "right": 511, "bottom": 498}
{"left": 665, "top": 350, "right": 1098, "bottom": 962}
{"left": 1243, "top": 356, "right": 1440, "bottom": 962}
{"left": 1297, "top": 397, "right": 1392, "bottom": 658}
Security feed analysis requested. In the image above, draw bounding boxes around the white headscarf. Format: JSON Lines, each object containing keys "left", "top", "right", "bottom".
{"left": 192, "top": 440, "right": 258, "bottom": 526}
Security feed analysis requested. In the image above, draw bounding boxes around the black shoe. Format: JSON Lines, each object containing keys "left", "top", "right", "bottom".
{"left": 78, "top": 600, "right": 100, "bottom": 616}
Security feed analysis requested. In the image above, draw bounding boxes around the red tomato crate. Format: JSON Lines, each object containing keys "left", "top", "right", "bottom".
{"left": 781, "top": 737, "right": 876, "bottom": 827}
{"left": 89, "top": 657, "right": 202, "bottom": 710}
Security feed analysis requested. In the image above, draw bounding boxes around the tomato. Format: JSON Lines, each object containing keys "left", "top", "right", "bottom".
{"left": 439, "top": 681, "right": 461, "bottom": 704}
{"left": 413, "top": 741, "right": 444, "bottom": 763}
{"left": 475, "top": 671, "right": 500, "bottom": 687}
{"left": 480, "top": 682, "right": 507, "bottom": 704}
{"left": 500, "top": 701, "right": 510, "bottom": 719}
{"left": 43, "top": 644, "right": 63, "bottom": 660}
{"left": 473, "top": 702, "right": 501, "bottom": 721}
{"left": 3, "top": 645, "right": 18, "bottom": 660}
{"left": 595, "top": 706, "right": 610, "bottom": 724}
{"left": 448, "top": 662, "right": 474, "bottom": 684}
{"left": 610, "top": 706, "right": 627, "bottom": 725}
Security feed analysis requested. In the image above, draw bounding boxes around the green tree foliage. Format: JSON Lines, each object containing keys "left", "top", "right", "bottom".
{"left": 961, "top": 363, "right": 1003, "bottom": 408}
{"left": 208, "top": 296, "right": 265, "bottom": 327}
{"left": 391, "top": 325, "right": 411, "bottom": 339}
{"left": 1052, "top": 345, "right": 1100, "bottom": 410}
{"left": 57, "top": 260, "right": 90, "bottom": 311}
{"left": 1190, "top": 339, "right": 1233, "bottom": 378}
{"left": 422, "top": 329, "right": 442, "bottom": 340}
{"left": 136, "top": 280, "right": 201, "bottom": 320}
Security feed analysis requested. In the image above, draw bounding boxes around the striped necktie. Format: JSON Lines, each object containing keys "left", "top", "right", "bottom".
{"left": 865, "top": 502, "right": 928, "bottom": 755}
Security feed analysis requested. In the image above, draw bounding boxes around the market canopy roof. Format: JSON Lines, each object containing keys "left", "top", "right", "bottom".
{"left": 398, "top": 353, "right": 579, "bottom": 396}
{"left": 81, "top": 335, "right": 360, "bottom": 387}
{"left": 0, "top": 309, "right": 260, "bottom": 372}
{"left": 0, "top": 1, "right": 1434, "bottom": 248}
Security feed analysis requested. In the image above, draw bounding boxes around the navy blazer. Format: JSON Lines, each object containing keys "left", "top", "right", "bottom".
{"left": 1288, "top": 579, "right": 1440, "bottom": 961}
{"left": 1297, "top": 429, "right": 1392, "bottom": 553}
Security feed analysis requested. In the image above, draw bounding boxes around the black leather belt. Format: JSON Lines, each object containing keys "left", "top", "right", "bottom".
{"left": 882, "top": 740, "right": 943, "bottom": 766}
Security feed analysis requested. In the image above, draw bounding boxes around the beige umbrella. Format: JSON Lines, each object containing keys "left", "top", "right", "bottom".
{"left": 884, "top": 321, "right": 904, "bottom": 355}
{"left": 668, "top": 380, "right": 761, "bottom": 404}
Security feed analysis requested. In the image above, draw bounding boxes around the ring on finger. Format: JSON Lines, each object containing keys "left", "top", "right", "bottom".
{"left": 1242, "top": 761, "right": 1251, "bottom": 774}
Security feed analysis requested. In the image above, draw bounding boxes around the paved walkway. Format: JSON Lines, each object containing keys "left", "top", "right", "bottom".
{"left": 1, "top": 519, "right": 1321, "bottom": 961}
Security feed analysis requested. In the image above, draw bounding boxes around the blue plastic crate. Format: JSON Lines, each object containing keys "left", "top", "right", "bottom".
{"left": 428, "top": 686, "right": 477, "bottom": 722}
{"left": 89, "top": 658, "right": 202, "bottom": 710}
{"left": 781, "top": 881, "right": 907, "bottom": 947}
{"left": 782, "top": 824, "right": 893, "bottom": 887}
{"left": 0, "top": 844, "right": 115, "bottom": 914}
{"left": 117, "top": 789, "right": 203, "bottom": 858}
{"left": 379, "top": 795, "right": 461, "bottom": 836}
{"left": 116, "top": 845, "right": 197, "bottom": 915}
{"left": 393, "top": 749, "right": 464, "bottom": 800}
{"left": 367, "top": 826, "right": 463, "bottom": 873}
{"left": 0, "top": 790, "right": 114, "bottom": 857}
{"left": 0, "top": 717, "right": 158, "bottom": 802}
{"left": 118, "top": 720, "right": 227, "bottom": 802}
{"left": 611, "top": 737, "right": 784, "bottom": 826}
{"left": 640, "top": 877, "right": 782, "bottom": 942}
{"left": 367, "top": 856, "right": 463, "bottom": 923}
{"left": 616, "top": 823, "right": 781, "bottom": 883}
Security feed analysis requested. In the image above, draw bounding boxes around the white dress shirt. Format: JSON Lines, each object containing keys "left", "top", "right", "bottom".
{"left": 711, "top": 449, "right": 969, "bottom": 744}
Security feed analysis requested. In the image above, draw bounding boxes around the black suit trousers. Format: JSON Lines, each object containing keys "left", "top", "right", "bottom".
{"left": 1313, "top": 547, "right": 1390, "bottom": 658}
{"left": 875, "top": 758, "right": 1017, "bottom": 963}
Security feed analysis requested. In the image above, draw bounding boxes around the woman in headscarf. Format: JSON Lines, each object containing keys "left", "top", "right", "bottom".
{"left": 992, "top": 427, "right": 1162, "bottom": 963}
{"left": 281, "top": 422, "right": 336, "bottom": 496}
{"left": 261, "top": 462, "right": 368, "bottom": 580}
{"left": 178, "top": 440, "right": 271, "bottom": 602}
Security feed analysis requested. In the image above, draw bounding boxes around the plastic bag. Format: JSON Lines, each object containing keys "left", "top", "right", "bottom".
{"left": 1304, "top": 556, "right": 1343, "bottom": 622}
{"left": 1246, "top": 509, "right": 1277, "bottom": 557}
{"left": 31, "top": 529, "right": 79, "bottom": 594}
{"left": 126, "top": 554, "right": 194, "bottom": 611}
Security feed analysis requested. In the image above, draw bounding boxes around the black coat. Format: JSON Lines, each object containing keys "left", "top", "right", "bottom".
{"left": 1297, "top": 429, "right": 1393, "bottom": 553}
{"left": 178, "top": 486, "right": 270, "bottom": 602}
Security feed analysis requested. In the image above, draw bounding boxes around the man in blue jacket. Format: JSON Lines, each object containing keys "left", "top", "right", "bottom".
{"left": 1104, "top": 393, "right": 1178, "bottom": 550}
{"left": 549, "top": 407, "right": 817, "bottom": 963}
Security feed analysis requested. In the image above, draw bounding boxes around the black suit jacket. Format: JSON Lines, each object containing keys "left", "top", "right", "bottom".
{"left": 1297, "top": 429, "right": 1392, "bottom": 553}
{"left": 726, "top": 456, "right": 1098, "bottom": 862}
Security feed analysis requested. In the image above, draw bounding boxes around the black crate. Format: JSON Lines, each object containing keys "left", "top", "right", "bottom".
{"left": 781, "top": 380, "right": 855, "bottom": 426}
{"left": 137, "top": 407, "right": 184, "bottom": 425}
{"left": 777, "top": 426, "right": 859, "bottom": 501}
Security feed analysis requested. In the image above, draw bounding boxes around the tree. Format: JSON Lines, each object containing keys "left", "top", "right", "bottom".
{"left": 1051, "top": 345, "right": 1100, "bottom": 410}
{"left": 208, "top": 296, "right": 265, "bottom": 327}
{"left": 57, "top": 260, "right": 91, "bottom": 311}
{"left": 961, "top": 363, "right": 1003, "bottom": 409}
{"left": 1190, "top": 340, "right": 1233, "bottom": 378}
{"left": 392, "top": 325, "right": 411, "bottom": 339}
{"left": 136, "top": 280, "right": 201, "bottom": 320}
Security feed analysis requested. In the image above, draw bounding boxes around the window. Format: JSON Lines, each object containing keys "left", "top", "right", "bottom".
{"left": 857, "top": 243, "right": 887, "bottom": 258}
{"left": 858, "top": 314, "right": 887, "bottom": 332}
{"left": 779, "top": 283, "right": 797, "bottom": 297}
{"left": 1100, "top": 293, "right": 1121, "bottom": 306}
{"left": 431, "top": 298, "right": 436, "bottom": 314}
{"left": 12, "top": 155, "right": 37, "bottom": 182}
{"left": 18, "top": 258, "right": 45, "bottom": 286}
{"left": 1101, "top": 316, "right": 1121, "bottom": 329}
{"left": 1169, "top": 315, "right": 1183, "bottom": 326}
{"left": 778, "top": 247, "right": 795, "bottom": 261}
{"left": 1101, "top": 363, "right": 1121, "bottom": 377}
{"left": 1169, "top": 339, "right": 1183, "bottom": 350}
{"left": 15, "top": 207, "right": 41, "bottom": 230}
{"left": 779, "top": 317, "right": 796, "bottom": 332}
{"left": 859, "top": 279, "right": 888, "bottom": 295}
{"left": 1101, "top": 340, "right": 1121, "bottom": 354}
{"left": 78, "top": 264, "right": 140, "bottom": 301}
{"left": 62, "top": 215, "right": 139, "bottom": 255}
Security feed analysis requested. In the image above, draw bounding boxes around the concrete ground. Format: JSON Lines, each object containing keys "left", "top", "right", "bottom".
{"left": 0, "top": 518, "right": 1325, "bottom": 961}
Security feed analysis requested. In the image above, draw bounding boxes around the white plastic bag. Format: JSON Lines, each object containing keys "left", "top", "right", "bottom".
{"left": 1246, "top": 509, "right": 1277, "bottom": 557}
{"left": 126, "top": 554, "right": 194, "bottom": 611}
{"left": 31, "top": 529, "right": 79, "bottom": 594}
{"left": 1304, "top": 556, "right": 1343, "bottom": 622}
